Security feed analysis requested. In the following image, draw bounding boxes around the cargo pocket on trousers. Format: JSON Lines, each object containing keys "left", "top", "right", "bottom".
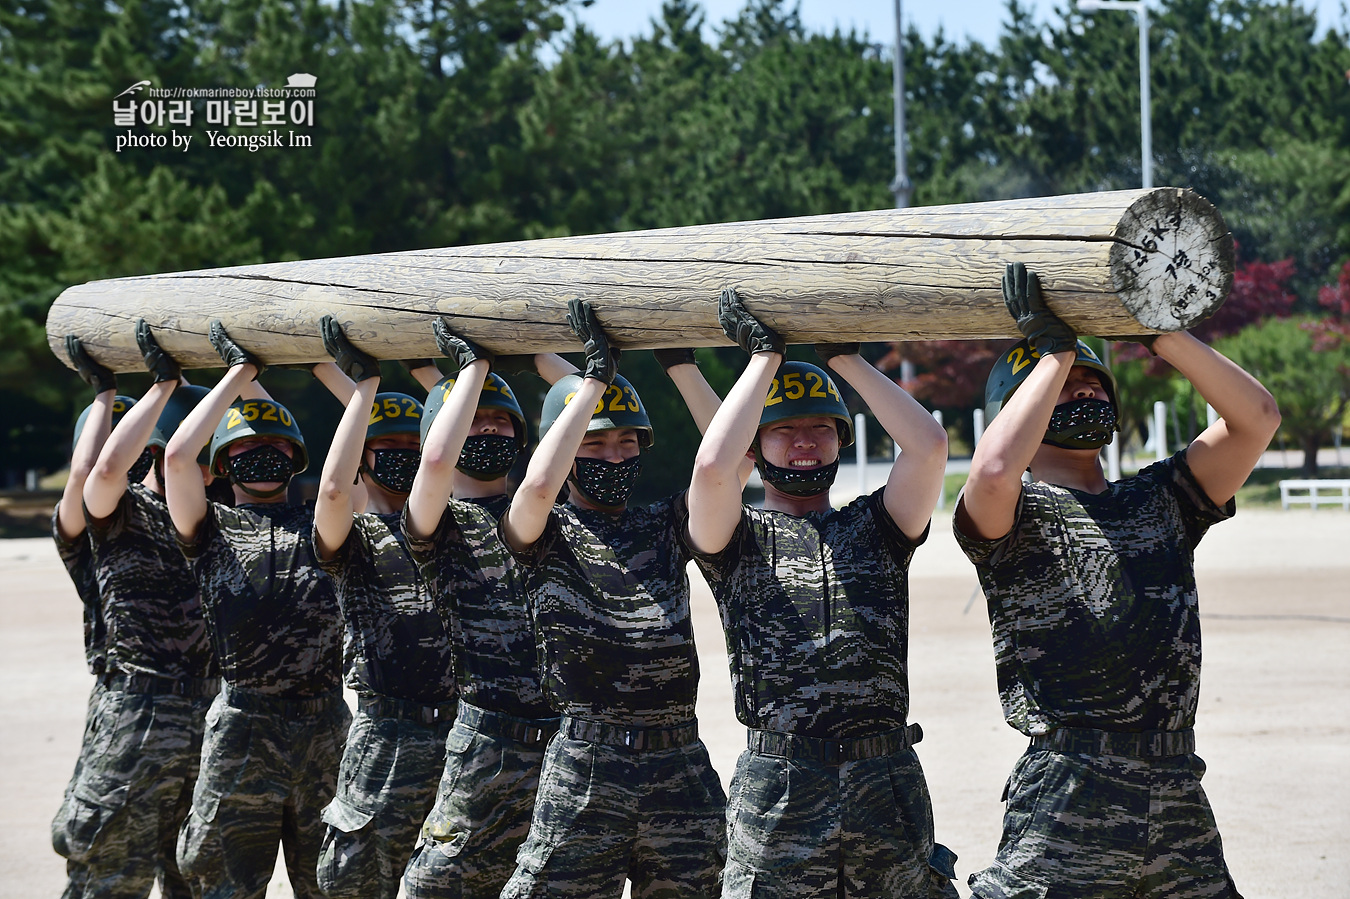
{"left": 176, "top": 785, "right": 221, "bottom": 882}
{"left": 320, "top": 794, "right": 377, "bottom": 834}
{"left": 64, "top": 781, "right": 130, "bottom": 862}
{"left": 967, "top": 860, "right": 1049, "bottom": 899}
{"left": 928, "top": 842, "right": 960, "bottom": 898}
{"left": 721, "top": 858, "right": 779, "bottom": 899}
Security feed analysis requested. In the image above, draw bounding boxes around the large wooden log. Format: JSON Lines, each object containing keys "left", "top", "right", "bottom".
{"left": 46, "top": 187, "right": 1232, "bottom": 374}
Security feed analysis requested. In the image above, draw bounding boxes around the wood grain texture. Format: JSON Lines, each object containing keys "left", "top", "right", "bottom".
{"left": 46, "top": 187, "right": 1232, "bottom": 373}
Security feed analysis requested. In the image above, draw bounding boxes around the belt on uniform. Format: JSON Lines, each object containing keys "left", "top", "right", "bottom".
{"left": 357, "top": 694, "right": 458, "bottom": 726}
{"left": 748, "top": 723, "right": 923, "bottom": 765}
{"left": 221, "top": 682, "right": 343, "bottom": 716}
{"left": 101, "top": 671, "right": 220, "bottom": 698}
{"left": 1030, "top": 726, "right": 1196, "bottom": 759}
{"left": 457, "top": 701, "right": 559, "bottom": 746}
{"left": 560, "top": 715, "right": 699, "bottom": 751}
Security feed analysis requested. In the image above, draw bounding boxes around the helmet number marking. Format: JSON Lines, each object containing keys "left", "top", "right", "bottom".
{"left": 1006, "top": 346, "right": 1042, "bottom": 375}
{"left": 225, "top": 401, "right": 293, "bottom": 430}
{"left": 765, "top": 371, "right": 842, "bottom": 407}
{"left": 370, "top": 396, "right": 421, "bottom": 425}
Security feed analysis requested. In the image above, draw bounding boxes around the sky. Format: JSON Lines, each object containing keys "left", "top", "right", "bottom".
{"left": 571, "top": 0, "right": 1349, "bottom": 49}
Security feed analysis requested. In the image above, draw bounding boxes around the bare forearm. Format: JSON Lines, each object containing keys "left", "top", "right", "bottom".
{"left": 1153, "top": 332, "right": 1280, "bottom": 437}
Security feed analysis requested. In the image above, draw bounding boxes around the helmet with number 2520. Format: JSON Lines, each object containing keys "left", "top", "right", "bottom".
{"left": 209, "top": 398, "right": 308, "bottom": 477}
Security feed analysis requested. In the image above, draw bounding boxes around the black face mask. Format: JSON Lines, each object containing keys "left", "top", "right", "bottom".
{"left": 128, "top": 447, "right": 155, "bottom": 485}
{"left": 570, "top": 456, "right": 641, "bottom": 509}
{"left": 756, "top": 457, "right": 839, "bottom": 498}
{"left": 228, "top": 444, "right": 293, "bottom": 499}
{"left": 457, "top": 434, "right": 519, "bottom": 482}
{"left": 366, "top": 448, "right": 420, "bottom": 495}
{"left": 1044, "top": 398, "right": 1117, "bottom": 450}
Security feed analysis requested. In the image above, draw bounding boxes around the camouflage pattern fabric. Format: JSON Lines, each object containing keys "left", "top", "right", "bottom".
{"left": 954, "top": 451, "right": 1239, "bottom": 897}
{"left": 691, "top": 488, "right": 925, "bottom": 738}
{"left": 51, "top": 508, "right": 106, "bottom": 674}
{"left": 969, "top": 749, "right": 1239, "bottom": 899}
{"left": 179, "top": 501, "right": 342, "bottom": 697}
{"left": 316, "top": 510, "right": 457, "bottom": 705}
{"left": 722, "top": 746, "right": 958, "bottom": 899}
{"left": 403, "top": 704, "right": 557, "bottom": 899}
{"left": 316, "top": 706, "right": 454, "bottom": 899}
{"left": 51, "top": 678, "right": 106, "bottom": 892}
{"left": 86, "top": 484, "right": 216, "bottom": 680}
{"left": 499, "top": 723, "right": 727, "bottom": 899}
{"left": 503, "top": 496, "right": 699, "bottom": 727}
{"left": 405, "top": 494, "right": 553, "bottom": 721}
{"left": 58, "top": 688, "right": 214, "bottom": 899}
{"left": 176, "top": 687, "right": 350, "bottom": 899}
{"left": 952, "top": 451, "right": 1233, "bottom": 737}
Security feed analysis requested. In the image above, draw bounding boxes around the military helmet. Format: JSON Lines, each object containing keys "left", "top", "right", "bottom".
{"left": 73, "top": 395, "right": 137, "bottom": 449}
{"left": 147, "top": 384, "right": 212, "bottom": 466}
{"left": 366, "top": 392, "right": 424, "bottom": 444}
{"left": 984, "top": 338, "right": 1117, "bottom": 424}
{"left": 539, "top": 374, "right": 654, "bottom": 448}
{"left": 757, "top": 361, "right": 854, "bottom": 448}
{"left": 420, "top": 373, "right": 527, "bottom": 449}
{"left": 209, "top": 398, "right": 308, "bottom": 478}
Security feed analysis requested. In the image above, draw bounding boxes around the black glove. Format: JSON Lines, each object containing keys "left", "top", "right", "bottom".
{"left": 135, "top": 319, "right": 182, "bottom": 383}
{"left": 814, "top": 342, "right": 860, "bottom": 364}
{"left": 208, "top": 320, "right": 265, "bottom": 376}
{"left": 320, "top": 315, "right": 381, "bottom": 381}
{"left": 719, "top": 287, "right": 784, "bottom": 356}
{"left": 433, "top": 317, "right": 495, "bottom": 371}
{"left": 567, "top": 299, "right": 620, "bottom": 384}
{"left": 653, "top": 348, "right": 697, "bottom": 371}
{"left": 1102, "top": 334, "right": 1158, "bottom": 355}
{"left": 1003, "top": 262, "right": 1077, "bottom": 356}
{"left": 65, "top": 335, "right": 116, "bottom": 394}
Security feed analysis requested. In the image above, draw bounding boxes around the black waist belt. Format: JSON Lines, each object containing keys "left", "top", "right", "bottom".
{"left": 457, "top": 701, "right": 559, "bottom": 746}
{"left": 560, "top": 715, "right": 699, "bottom": 751}
{"left": 1030, "top": 726, "right": 1196, "bottom": 759}
{"left": 221, "top": 683, "right": 343, "bottom": 716}
{"left": 102, "top": 672, "right": 220, "bottom": 698}
{"left": 357, "top": 694, "right": 458, "bottom": 726}
{"left": 748, "top": 723, "right": 923, "bottom": 765}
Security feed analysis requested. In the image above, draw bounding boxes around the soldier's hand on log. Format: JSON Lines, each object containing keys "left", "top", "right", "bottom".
{"left": 1002, "top": 262, "right": 1077, "bottom": 356}
{"left": 320, "top": 315, "right": 381, "bottom": 382}
{"left": 814, "top": 342, "right": 860, "bottom": 365}
{"left": 433, "top": 317, "right": 495, "bottom": 372}
{"left": 653, "top": 348, "right": 698, "bottom": 371}
{"left": 719, "top": 287, "right": 784, "bottom": 356}
{"left": 65, "top": 335, "right": 117, "bottom": 394}
{"left": 209, "top": 320, "right": 265, "bottom": 377}
{"left": 567, "top": 299, "right": 620, "bottom": 384}
{"left": 135, "top": 319, "right": 182, "bottom": 384}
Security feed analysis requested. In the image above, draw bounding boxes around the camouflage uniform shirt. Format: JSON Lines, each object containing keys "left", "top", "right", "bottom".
{"left": 179, "top": 502, "right": 341, "bottom": 697}
{"left": 51, "top": 509, "right": 106, "bottom": 675}
{"left": 86, "top": 484, "right": 215, "bottom": 680}
{"left": 317, "top": 511, "right": 457, "bottom": 705}
{"left": 504, "top": 496, "right": 698, "bottom": 727}
{"left": 404, "top": 494, "right": 551, "bottom": 720}
{"left": 954, "top": 450, "right": 1233, "bottom": 736}
{"left": 692, "top": 489, "right": 925, "bottom": 738}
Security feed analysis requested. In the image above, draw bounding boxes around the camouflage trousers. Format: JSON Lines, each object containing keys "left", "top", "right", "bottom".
{"left": 314, "top": 698, "right": 455, "bottom": 899}
{"left": 403, "top": 702, "right": 559, "bottom": 899}
{"left": 52, "top": 678, "right": 106, "bottom": 860}
{"left": 500, "top": 716, "right": 727, "bottom": 899}
{"left": 175, "top": 684, "right": 350, "bottom": 899}
{"left": 722, "top": 729, "right": 959, "bottom": 899}
{"left": 55, "top": 679, "right": 214, "bottom": 899}
{"left": 969, "top": 738, "right": 1242, "bottom": 899}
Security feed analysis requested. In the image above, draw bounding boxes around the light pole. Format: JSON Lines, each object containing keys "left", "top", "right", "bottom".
{"left": 891, "top": 0, "right": 912, "bottom": 208}
{"left": 1079, "top": 0, "right": 1152, "bottom": 188}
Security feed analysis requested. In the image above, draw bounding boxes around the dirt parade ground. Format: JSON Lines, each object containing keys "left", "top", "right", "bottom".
{"left": 1, "top": 506, "right": 1346, "bottom": 897}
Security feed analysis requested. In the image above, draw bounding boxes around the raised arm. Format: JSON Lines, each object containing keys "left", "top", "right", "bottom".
{"left": 1152, "top": 331, "right": 1280, "bottom": 505}
{"left": 687, "top": 288, "right": 785, "bottom": 555}
{"left": 57, "top": 337, "right": 117, "bottom": 541}
{"left": 821, "top": 345, "right": 948, "bottom": 541}
{"left": 958, "top": 264, "right": 1079, "bottom": 541}
{"left": 404, "top": 319, "right": 495, "bottom": 541}
{"left": 500, "top": 300, "right": 617, "bottom": 553}
{"left": 164, "top": 322, "right": 258, "bottom": 541}
{"left": 314, "top": 316, "right": 384, "bottom": 559}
